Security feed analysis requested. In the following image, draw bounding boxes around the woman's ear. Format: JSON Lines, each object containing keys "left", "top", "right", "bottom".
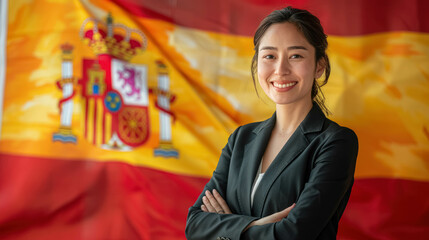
{"left": 315, "top": 58, "right": 325, "bottom": 79}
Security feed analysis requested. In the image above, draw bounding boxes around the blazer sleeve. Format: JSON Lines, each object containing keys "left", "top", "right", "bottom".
{"left": 185, "top": 127, "right": 258, "bottom": 240}
{"left": 241, "top": 127, "right": 359, "bottom": 240}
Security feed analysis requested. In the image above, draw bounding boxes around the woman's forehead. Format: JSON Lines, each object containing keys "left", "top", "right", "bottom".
{"left": 259, "top": 22, "right": 313, "bottom": 49}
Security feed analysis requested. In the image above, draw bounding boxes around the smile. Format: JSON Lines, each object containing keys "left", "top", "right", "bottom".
{"left": 272, "top": 82, "right": 297, "bottom": 88}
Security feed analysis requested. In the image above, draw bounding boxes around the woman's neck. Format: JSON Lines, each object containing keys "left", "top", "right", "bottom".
{"left": 274, "top": 100, "right": 313, "bottom": 136}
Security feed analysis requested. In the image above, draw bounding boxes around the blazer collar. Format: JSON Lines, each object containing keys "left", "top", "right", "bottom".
{"left": 239, "top": 103, "right": 326, "bottom": 216}
{"left": 298, "top": 102, "right": 326, "bottom": 134}
{"left": 252, "top": 111, "right": 276, "bottom": 135}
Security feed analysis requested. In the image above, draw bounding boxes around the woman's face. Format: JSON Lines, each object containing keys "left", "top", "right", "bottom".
{"left": 257, "top": 22, "right": 324, "bottom": 106}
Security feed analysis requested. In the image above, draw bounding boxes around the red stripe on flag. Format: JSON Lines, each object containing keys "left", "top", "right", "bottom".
{"left": 0, "top": 153, "right": 208, "bottom": 240}
{"left": 111, "top": 0, "right": 429, "bottom": 36}
{"left": 1, "top": 153, "right": 427, "bottom": 239}
{"left": 339, "top": 178, "right": 429, "bottom": 239}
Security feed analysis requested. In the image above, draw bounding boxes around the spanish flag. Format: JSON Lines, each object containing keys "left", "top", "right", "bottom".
{"left": 0, "top": 0, "right": 428, "bottom": 239}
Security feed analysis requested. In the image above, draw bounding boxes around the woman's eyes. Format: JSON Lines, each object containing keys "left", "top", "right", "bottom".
{"left": 262, "top": 54, "right": 303, "bottom": 60}
{"left": 290, "top": 54, "right": 303, "bottom": 59}
{"left": 263, "top": 54, "right": 275, "bottom": 59}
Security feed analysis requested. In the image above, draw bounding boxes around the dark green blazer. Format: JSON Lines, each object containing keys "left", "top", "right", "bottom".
{"left": 185, "top": 104, "right": 359, "bottom": 240}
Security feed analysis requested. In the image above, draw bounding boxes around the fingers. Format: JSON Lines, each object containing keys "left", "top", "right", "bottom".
{"left": 267, "top": 203, "right": 296, "bottom": 223}
{"left": 200, "top": 189, "right": 231, "bottom": 214}
{"left": 278, "top": 203, "right": 296, "bottom": 218}
{"left": 212, "top": 189, "right": 232, "bottom": 214}
{"left": 247, "top": 203, "right": 297, "bottom": 227}
{"left": 205, "top": 190, "right": 225, "bottom": 214}
{"left": 202, "top": 194, "right": 216, "bottom": 212}
{"left": 283, "top": 203, "right": 296, "bottom": 213}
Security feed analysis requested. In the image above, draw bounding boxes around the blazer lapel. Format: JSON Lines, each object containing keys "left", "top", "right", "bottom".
{"left": 237, "top": 113, "right": 276, "bottom": 216}
{"left": 251, "top": 104, "right": 326, "bottom": 216}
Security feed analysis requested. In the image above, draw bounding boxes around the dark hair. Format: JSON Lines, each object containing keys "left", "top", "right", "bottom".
{"left": 251, "top": 6, "right": 331, "bottom": 115}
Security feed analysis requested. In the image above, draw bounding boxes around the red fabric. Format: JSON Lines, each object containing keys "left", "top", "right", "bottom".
{"left": 0, "top": 153, "right": 208, "bottom": 240}
{"left": 1, "top": 153, "right": 428, "bottom": 239}
{"left": 339, "top": 178, "right": 429, "bottom": 240}
{"left": 111, "top": 0, "right": 429, "bottom": 36}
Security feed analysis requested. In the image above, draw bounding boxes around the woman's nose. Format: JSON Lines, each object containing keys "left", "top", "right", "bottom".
{"left": 274, "top": 57, "right": 291, "bottom": 75}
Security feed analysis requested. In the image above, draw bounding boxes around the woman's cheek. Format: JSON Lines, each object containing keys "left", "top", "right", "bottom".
{"left": 258, "top": 74, "right": 270, "bottom": 93}
{"left": 258, "top": 63, "right": 270, "bottom": 84}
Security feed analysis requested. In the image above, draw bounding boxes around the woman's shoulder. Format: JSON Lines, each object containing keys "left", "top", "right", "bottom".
{"left": 297, "top": 104, "right": 358, "bottom": 144}
{"left": 320, "top": 118, "right": 358, "bottom": 145}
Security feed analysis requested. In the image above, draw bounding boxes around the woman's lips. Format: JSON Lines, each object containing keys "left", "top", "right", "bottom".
{"left": 272, "top": 81, "right": 297, "bottom": 88}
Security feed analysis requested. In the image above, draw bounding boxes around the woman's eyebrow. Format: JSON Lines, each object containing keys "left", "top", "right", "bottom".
{"left": 259, "top": 45, "right": 308, "bottom": 51}
{"left": 288, "top": 45, "right": 308, "bottom": 50}
{"left": 259, "top": 46, "right": 277, "bottom": 51}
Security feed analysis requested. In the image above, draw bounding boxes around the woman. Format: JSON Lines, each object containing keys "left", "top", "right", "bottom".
{"left": 185, "top": 6, "right": 358, "bottom": 240}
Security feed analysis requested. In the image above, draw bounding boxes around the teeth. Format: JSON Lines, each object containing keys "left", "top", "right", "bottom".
{"left": 273, "top": 82, "right": 296, "bottom": 88}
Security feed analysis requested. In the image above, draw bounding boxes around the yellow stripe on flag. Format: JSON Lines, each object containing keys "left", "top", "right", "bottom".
{"left": 327, "top": 32, "right": 429, "bottom": 181}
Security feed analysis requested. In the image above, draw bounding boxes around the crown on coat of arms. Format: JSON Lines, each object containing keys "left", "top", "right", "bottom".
{"left": 79, "top": 13, "right": 147, "bottom": 61}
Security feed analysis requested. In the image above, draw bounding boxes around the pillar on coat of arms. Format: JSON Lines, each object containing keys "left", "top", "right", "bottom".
{"left": 154, "top": 61, "right": 179, "bottom": 158}
{"left": 52, "top": 43, "right": 77, "bottom": 143}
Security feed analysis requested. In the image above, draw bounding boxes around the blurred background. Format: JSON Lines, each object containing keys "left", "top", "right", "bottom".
{"left": 0, "top": 0, "right": 428, "bottom": 239}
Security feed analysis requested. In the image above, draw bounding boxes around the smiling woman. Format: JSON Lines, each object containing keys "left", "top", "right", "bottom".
{"left": 185, "top": 6, "right": 358, "bottom": 240}
{"left": 256, "top": 22, "right": 324, "bottom": 111}
{"left": 251, "top": 7, "right": 331, "bottom": 116}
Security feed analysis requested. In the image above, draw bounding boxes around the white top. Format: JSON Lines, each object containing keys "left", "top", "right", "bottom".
{"left": 250, "top": 161, "right": 265, "bottom": 208}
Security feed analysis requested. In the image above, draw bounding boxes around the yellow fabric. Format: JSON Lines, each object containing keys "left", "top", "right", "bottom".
{"left": 2, "top": 0, "right": 429, "bottom": 181}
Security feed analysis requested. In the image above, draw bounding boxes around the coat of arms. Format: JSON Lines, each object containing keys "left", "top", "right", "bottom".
{"left": 52, "top": 14, "right": 179, "bottom": 158}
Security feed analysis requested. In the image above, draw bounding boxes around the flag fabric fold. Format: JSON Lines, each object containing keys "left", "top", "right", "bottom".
{"left": 0, "top": 0, "right": 428, "bottom": 239}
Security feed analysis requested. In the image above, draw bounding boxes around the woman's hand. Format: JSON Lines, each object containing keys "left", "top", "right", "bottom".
{"left": 244, "top": 203, "right": 296, "bottom": 231}
{"left": 201, "top": 189, "right": 232, "bottom": 214}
